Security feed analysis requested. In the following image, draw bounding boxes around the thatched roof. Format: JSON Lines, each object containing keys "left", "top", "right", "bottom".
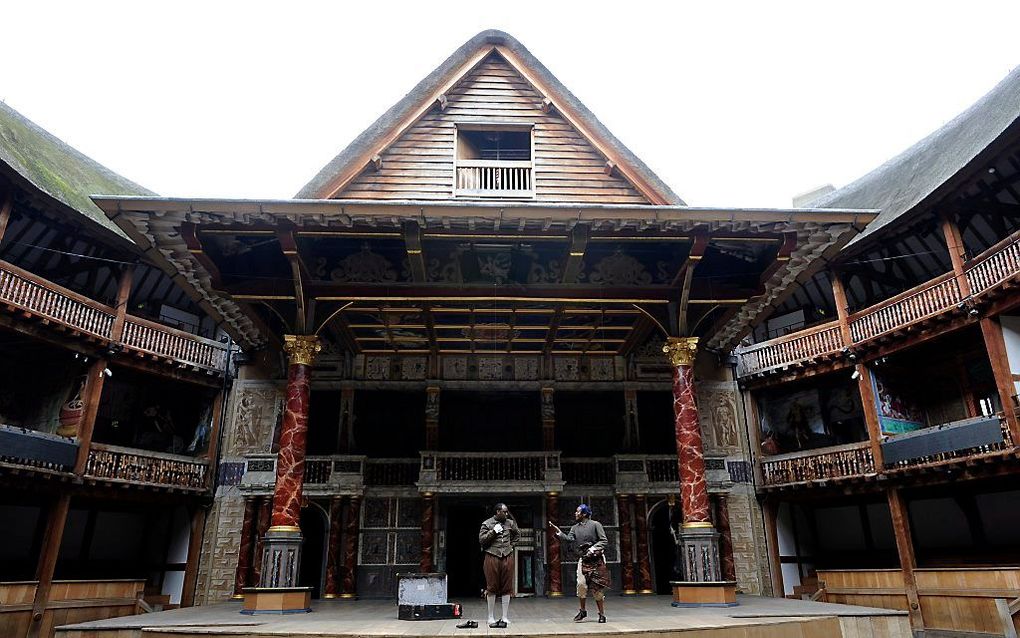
{"left": 0, "top": 101, "right": 154, "bottom": 239}
{"left": 810, "top": 65, "right": 1020, "bottom": 250}
{"left": 296, "top": 30, "right": 684, "bottom": 205}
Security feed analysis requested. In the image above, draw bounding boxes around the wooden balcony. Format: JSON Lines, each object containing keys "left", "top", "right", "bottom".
{"left": 455, "top": 160, "right": 534, "bottom": 198}
{"left": 736, "top": 229, "right": 1020, "bottom": 379}
{"left": 0, "top": 259, "right": 228, "bottom": 374}
{"left": 561, "top": 458, "right": 616, "bottom": 485}
{"left": 760, "top": 441, "right": 876, "bottom": 489}
{"left": 83, "top": 443, "right": 209, "bottom": 492}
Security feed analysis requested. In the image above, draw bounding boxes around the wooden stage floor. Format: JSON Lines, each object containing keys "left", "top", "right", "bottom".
{"left": 57, "top": 595, "right": 911, "bottom": 638}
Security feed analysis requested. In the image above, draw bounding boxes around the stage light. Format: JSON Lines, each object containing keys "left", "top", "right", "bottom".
{"left": 851, "top": 369, "right": 860, "bottom": 380}
{"left": 102, "top": 368, "right": 113, "bottom": 377}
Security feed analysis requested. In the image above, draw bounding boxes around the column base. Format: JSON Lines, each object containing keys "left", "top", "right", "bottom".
{"left": 548, "top": 591, "right": 565, "bottom": 597}
{"left": 638, "top": 589, "right": 655, "bottom": 594}
{"left": 259, "top": 526, "right": 304, "bottom": 588}
{"left": 679, "top": 524, "right": 723, "bottom": 582}
{"left": 240, "top": 587, "right": 312, "bottom": 614}
{"left": 339, "top": 593, "right": 358, "bottom": 600}
{"left": 670, "top": 581, "right": 738, "bottom": 607}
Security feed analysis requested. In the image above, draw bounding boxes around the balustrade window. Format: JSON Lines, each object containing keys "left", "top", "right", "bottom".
{"left": 455, "top": 124, "right": 534, "bottom": 197}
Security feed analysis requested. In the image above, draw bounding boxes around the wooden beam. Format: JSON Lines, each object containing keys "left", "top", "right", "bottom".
{"left": 180, "top": 504, "right": 207, "bottom": 608}
{"left": 856, "top": 362, "right": 886, "bottom": 471}
{"left": 676, "top": 233, "right": 709, "bottom": 336}
{"left": 403, "top": 221, "right": 427, "bottom": 283}
{"left": 26, "top": 493, "right": 71, "bottom": 638}
{"left": 181, "top": 223, "right": 226, "bottom": 290}
{"left": 887, "top": 488, "right": 924, "bottom": 632}
{"left": 276, "top": 227, "right": 308, "bottom": 333}
{"left": 941, "top": 212, "right": 972, "bottom": 297}
{"left": 830, "top": 269, "right": 853, "bottom": 347}
{"left": 73, "top": 359, "right": 109, "bottom": 476}
{"left": 762, "top": 497, "right": 784, "bottom": 598}
{"left": 109, "top": 265, "right": 135, "bottom": 342}
{"left": 561, "top": 224, "right": 589, "bottom": 284}
{"left": 980, "top": 317, "right": 1020, "bottom": 445}
{"left": 0, "top": 191, "right": 14, "bottom": 245}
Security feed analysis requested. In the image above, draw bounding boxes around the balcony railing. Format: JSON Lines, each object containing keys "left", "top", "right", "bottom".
{"left": 84, "top": 443, "right": 208, "bottom": 490}
{"left": 883, "top": 416, "right": 1013, "bottom": 470}
{"left": 645, "top": 457, "right": 680, "bottom": 483}
{"left": 455, "top": 160, "right": 534, "bottom": 198}
{"left": 736, "top": 228, "right": 1020, "bottom": 379}
{"left": 561, "top": 458, "right": 616, "bottom": 485}
{"left": 760, "top": 441, "right": 875, "bottom": 487}
{"left": 0, "top": 259, "right": 229, "bottom": 374}
{"left": 0, "top": 425, "right": 78, "bottom": 473}
{"left": 364, "top": 458, "right": 420, "bottom": 486}
{"left": 435, "top": 452, "right": 547, "bottom": 481}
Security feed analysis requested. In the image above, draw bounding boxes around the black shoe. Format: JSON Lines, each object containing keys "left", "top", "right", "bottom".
{"left": 573, "top": 609, "right": 587, "bottom": 622}
{"left": 598, "top": 614, "right": 607, "bottom": 623}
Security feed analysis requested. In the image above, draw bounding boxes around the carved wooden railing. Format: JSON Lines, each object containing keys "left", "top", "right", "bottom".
{"left": 561, "top": 458, "right": 615, "bottom": 485}
{"left": 433, "top": 452, "right": 548, "bottom": 481}
{"left": 364, "top": 458, "right": 420, "bottom": 486}
{"left": 455, "top": 160, "right": 534, "bottom": 197}
{"left": 84, "top": 443, "right": 208, "bottom": 490}
{"left": 0, "top": 259, "right": 114, "bottom": 339}
{"left": 849, "top": 271, "right": 962, "bottom": 342}
{"left": 122, "top": 315, "right": 227, "bottom": 372}
{"left": 760, "top": 441, "right": 875, "bottom": 487}
{"left": 736, "top": 321, "right": 843, "bottom": 376}
{"left": 0, "top": 259, "right": 228, "bottom": 373}
{"left": 966, "top": 231, "right": 1020, "bottom": 293}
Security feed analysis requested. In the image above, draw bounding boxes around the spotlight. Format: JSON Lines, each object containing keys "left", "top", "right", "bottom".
{"left": 102, "top": 368, "right": 113, "bottom": 377}
{"left": 851, "top": 369, "right": 861, "bottom": 380}
{"left": 968, "top": 307, "right": 980, "bottom": 317}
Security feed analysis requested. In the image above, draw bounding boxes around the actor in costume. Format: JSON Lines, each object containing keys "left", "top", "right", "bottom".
{"left": 549, "top": 504, "right": 610, "bottom": 623}
{"left": 479, "top": 503, "right": 520, "bottom": 628}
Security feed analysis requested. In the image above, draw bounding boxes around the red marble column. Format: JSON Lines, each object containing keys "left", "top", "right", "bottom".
{"left": 617, "top": 494, "right": 636, "bottom": 594}
{"left": 546, "top": 492, "right": 563, "bottom": 596}
{"left": 341, "top": 496, "right": 361, "bottom": 598}
{"left": 232, "top": 497, "right": 257, "bottom": 598}
{"left": 252, "top": 497, "right": 272, "bottom": 584}
{"left": 323, "top": 497, "right": 343, "bottom": 598}
{"left": 714, "top": 495, "right": 736, "bottom": 582}
{"left": 634, "top": 495, "right": 654, "bottom": 593}
{"left": 663, "top": 337, "right": 711, "bottom": 525}
{"left": 420, "top": 493, "right": 435, "bottom": 572}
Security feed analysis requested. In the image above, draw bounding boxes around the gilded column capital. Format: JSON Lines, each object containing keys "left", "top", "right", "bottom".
{"left": 283, "top": 334, "right": 322, "bottom": 367}
{"left": 663, "top": 336, "right": 699, "bottom": 367}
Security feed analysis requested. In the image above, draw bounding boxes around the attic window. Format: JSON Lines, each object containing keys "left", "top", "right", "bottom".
{"left": 455, "top": 124, "right": 534, "bottom": 198}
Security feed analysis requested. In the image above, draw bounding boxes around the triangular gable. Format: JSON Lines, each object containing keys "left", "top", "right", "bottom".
{"left": 298, "top": 31, "right": 682, "bottom": 206}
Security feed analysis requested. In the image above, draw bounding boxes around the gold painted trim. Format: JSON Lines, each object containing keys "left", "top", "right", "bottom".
{"left": 424, "top": 233, "right": 567, "bottom": 241}
{"left": 663, "top": 337, "right": 699, "bottom": 367}
{"left": 339, "top": 593, "right": 357, "bottom": 599}
{"left": 682, "top": 521, "right": 715, "bottom": 529}
{"left": 231, "top": 295, "right": 296, "bottom": 301}
{"left": 323, "top": 594, "right": 338, "bottom": 599}
{"left": 267, "top": 524, "right": 302, "bottom": 533}
{"left": 230, "top": 594, "right": 245, "bottom": 600}
{"left": 639, "top": 589, "right": 655, "bottom": 594}
{"left": 622, "top": 589, "right": 638, "bottom": 595}
{"left": 284, "top": 334, "right": 322, "bottom": 367}
{"left": 548, "top": 591, "right": 565, "bottom": 597}
{"left": 687, "top": 299, "right": 748, "bottom": 304}
{"left": 316, "top": 296, "right": 669, "bottom": 304}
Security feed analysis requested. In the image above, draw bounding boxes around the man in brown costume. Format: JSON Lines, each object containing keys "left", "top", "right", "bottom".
{"left": 550, "top": 503, "right": 610, "bottom": 623}
{"left": 479, "top": 503, "right": 520, "bottom": 628}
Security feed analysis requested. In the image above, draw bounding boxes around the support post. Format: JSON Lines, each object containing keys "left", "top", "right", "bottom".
{"left": 980, "top": 317, "right": 1020, "bottom": 445}
{"left": 663, "top": 337, "right": 736, "bottom": 607}
{"left": 541, "top": 386, "right": 556, "bottom": 450}
{"left": 420, "top": 492, "right": 435, "bottom": 572}
{"left": 26, "top": 494, "right": 71, "bottom": 638}
{"left": 425, "top": 386, "right": 440, "bottom": 450}
{"left": 244, "top": 335, "right": 320, "bottom": 615}
{"left": 546, "top": 492, "right": 563, "bottom": 596}
{"left": 634, "top": 495, "right": 654, "bottom": 593}
{"left": 341, "top": 496, "right": 361, "bottom": 598}
{"left": 617, "top": 494, "right": 636, "bottom": 594}
{"left": 323, "top": 497, "right": 343, "bottom": 598}
{"left": 204, "top": 389, "right": 226, "bottom": 490}
{"left": 338, "top": 387, "right": 354, "bottom": 453}
{"left": 232, "top": 497, "right": 257, "bottom": 599}
{"left": 73, "top": 358, "right": 108, "bottom": 476}
{"left": 714, "top": 494, "right": 736, "bottom": 582}
{"left": 761, "top": 497, "right": 784, "bottom": 598}
{"left": 887, "top": 488, "right": 924, "bottom": 632}
{"left": 109, "top": 264, "right": 134, "bottom": 342}
{"left": 181, "top": 505, "right": 207, "bottom": 607}
{"left": 623, "top": 388, "right": 640, "bottom": 451}
{"left": 941, "top": 212, "right": 972, "bottom": 297}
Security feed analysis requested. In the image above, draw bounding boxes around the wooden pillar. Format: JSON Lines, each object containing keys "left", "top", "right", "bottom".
{"left": 73, "top": 358, "right": 108, "bottom": 476}
{"left": 180, "top": 505, "right": 207, "bottom": 607}
{"left": 232, "top": 497, "right": 257, "bottom": 598}
{"left": 545, "top": 492, "right": 562, "bottom": 596}
{"left": 941, "top": 212, "right": 972, "bottom": 297}
{"left": 420, "top": 493, "right": 435, "bottom": 572}
{"left": 338, "top": 387, "right": 354, "bottom": 453}
{"left": 541, "top": 386, "right": 555, "bottom": 451}
{"left": 425, "top": 386, "right": 440, "bottom": 450}
{"left": 714, "top": 494, "right": 736, "bottom": 582}
{"left": 762, "top": 497, "right": 784, "bottom": 598}
{"left": 251, "top": 497, "right": 272, "bottom": 585}
{"left": 616, "top": 494, "right": 636, "bottom": 594}
{"left": 204, "top": 389, "right": 226, "bottom": 490}
{"left": 633, "top": 495, "right": 654, "bottom": 593}
{"left": 980, "top": 317, "right": 1020, "bottom": 445}
{"left": 109, "top": 264, "right": 134, "bottom": 342}
{"left": 26, "top": 494, "right": 71, "bottom": 638}
{"left": 887, "top": 488, "right": 924, "bottom": 632}
{"left": 341, "top": 496, "right": 361, "bottom": 598}
{"left": 830, "top": 269, "right": 854, "bottom": 346}
{"left": 323, "top": 498, "right": 343, "bottom": 598}
{"left": 623, "top": 388, "right": 640, "bottom": 451}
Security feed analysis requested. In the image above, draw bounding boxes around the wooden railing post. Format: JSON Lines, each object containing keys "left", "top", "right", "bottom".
{"left": 887, "top": 488, "right": 924, "bottom": 632}
{"left": 980, "top": 317, "right": 1020, "bottom": 445}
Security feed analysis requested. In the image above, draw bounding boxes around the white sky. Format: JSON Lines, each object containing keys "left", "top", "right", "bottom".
{"left": 2, "top": 1, "right": 1019, "bottom": 208}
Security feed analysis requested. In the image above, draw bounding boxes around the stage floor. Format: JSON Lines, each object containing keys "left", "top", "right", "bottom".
{"left": 57, "top": 594, "right": 911, "bottom": 638}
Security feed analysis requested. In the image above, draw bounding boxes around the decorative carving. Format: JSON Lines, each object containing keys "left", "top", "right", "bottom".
{"left": 634, "top": 335, "right": 666, "bottom": 360}
{"left": 463, "top": 323, "right": 519, "bottom": 342}
{"left": 425, "top": 387, "right": 441, "bottom": 421}
{"left": 589, "top": 357, "right": 613, "bottom": 381}
{"left": 663, "top": 337, "right": 699, "bottom": 367}
{"left": 587, "top": 250, "right": 652, "bottom": 286}
{"left": 284, "top": 334, "right": 321, "bottom": 367}
{"left": 442, "top": 356, "right": 468, "bottom": 379}
{"left": 698, "top": 383, "right": 740, "bottom": 450}
{"left": 365, "top": 356, "right": 391, "bottom": 380}
{"left": 328, "top": 244, "right": 397, "bottom": 283}
{"left": 541, "top": 387, "right": 555, "bottom": 420}
{"left": 229, "top": 383, "right": 283, "bottom": 455}
{"left": 400, "top": 357, "right": 427, "bottom": 380}
{"left": 514, "top": 357, "right": 539, "bottom": 380}
{"left": 554, "top": 357, "right": 579, "bottom": 381}
{"left": 477, "top": 357, "right": 504, "bottom": 380}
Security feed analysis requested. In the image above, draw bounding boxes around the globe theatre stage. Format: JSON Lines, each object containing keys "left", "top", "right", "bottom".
{"left": 57, "top": 595, "right": 909, "bottom": 638}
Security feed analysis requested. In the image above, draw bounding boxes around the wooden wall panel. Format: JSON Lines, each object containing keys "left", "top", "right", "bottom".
{"left": 337, "top": 53, "right": 650, "bottom": 204}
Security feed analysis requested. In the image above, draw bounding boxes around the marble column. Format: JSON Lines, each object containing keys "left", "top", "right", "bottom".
{"left": 420, "top": 492, "right": 435, "bottom": 572}
{"left": 617, "top": 494, "right": 636, "bottom": 594}
{"left": 662, "top": 337, "right": 722, "bottom": 583}
{"left": 341, "top": 496, "right": 361, "bottom": 598}
{"left": 634, "top": 495, "right": 654, "bottom": 593}
{"left": 260, "top": 334, "right": 321, "bottom": 589}
{"left": 323, "top": 497, "right": 343, "bottom": 598}
{"left": 252, "top": 497, "right": 272, "bottom": 585}
{"left": 546, "top": 492, "right": 563, "bottom": 596}
{"left": 232, "top": 497, "right": 257, "bottom": 598}
{"left": 714, "top": 494, "right": 736, "bottom": 582}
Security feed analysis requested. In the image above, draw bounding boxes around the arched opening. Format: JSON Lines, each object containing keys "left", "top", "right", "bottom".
{"left": 299, "top": 504, "right": 328, "bottom": 599}
{"left": 648, "top": 499, "right": 681, "bottom": 594}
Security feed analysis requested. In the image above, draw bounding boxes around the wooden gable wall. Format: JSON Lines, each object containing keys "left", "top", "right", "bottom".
{"left": 335, "top": 52, "right": 651, "bottom": 204}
